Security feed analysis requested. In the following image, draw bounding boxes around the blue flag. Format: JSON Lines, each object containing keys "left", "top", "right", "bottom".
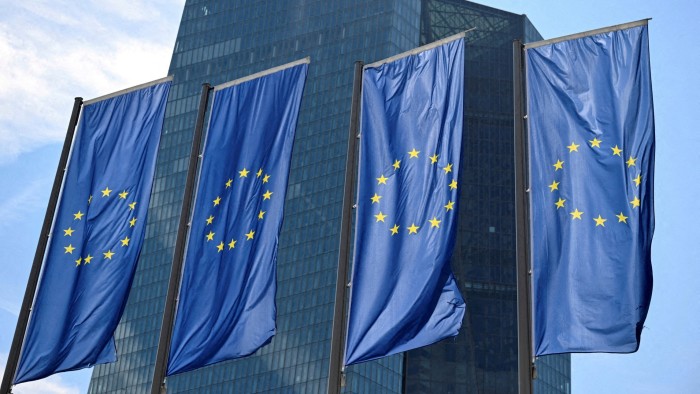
{"left": 526, "top": 24, "right": 654, "bottom": 356}
{"left": 15, "top": 80, "right": 170, "bottom": 384}
{"left": 166, "top": 61, "right": 308, "bottom": 375}
{"left": 344, "top": 38, "right": 466, "bottom": 366}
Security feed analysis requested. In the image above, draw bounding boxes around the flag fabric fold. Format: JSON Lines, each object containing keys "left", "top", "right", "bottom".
{"left": 15, "top": 81, "right": 170, "bottom": 384}
{"left": 166, "top": 62, "right": 308, "bottom": 375}
{"left": 344, "top": 38, "right": 466, "bottom": 366}
{"left": 527, "top": 24, "right": 654, "bottom": 356}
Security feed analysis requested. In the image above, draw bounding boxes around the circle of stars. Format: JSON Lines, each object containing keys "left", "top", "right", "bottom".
{"left": 548, "top": 136, "right": 643, "bottom": 228}
{"left": 370, "top": 148, "right": 457, "bottom": 236}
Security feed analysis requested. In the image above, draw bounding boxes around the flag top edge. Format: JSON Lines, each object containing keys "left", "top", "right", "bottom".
{"left": 363, "top": 29, "right": 473, "bottom": 70}
{"left": 213, "top": 57, "right": 311, "bottom": 91}
{"left": 524, "top": 18, "right": 650, "bottom": 50}
{"left": 83, "top": 76, "right": 173, "bottom": 105}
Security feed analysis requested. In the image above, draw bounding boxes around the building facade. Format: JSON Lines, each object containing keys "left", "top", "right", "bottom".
{"left": 88, "top": 1, "right": 569, "bottom": 393}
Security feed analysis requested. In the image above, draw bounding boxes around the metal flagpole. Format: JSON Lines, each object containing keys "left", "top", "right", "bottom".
{"left": 1, "top": 97, "right": 83, "bottom": 394}
{"left": 151, "top": 83, "right": 212, "bottom": 394}
{"left": 327, "top": 60, "right": 363, "bottom": 394}
{"left": 513, "top": 39, "right": 534, "bottom": 394}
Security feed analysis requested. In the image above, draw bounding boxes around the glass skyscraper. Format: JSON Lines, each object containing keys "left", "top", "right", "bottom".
{"left": 88, "top": 1, "right": 570, "bottom": 393}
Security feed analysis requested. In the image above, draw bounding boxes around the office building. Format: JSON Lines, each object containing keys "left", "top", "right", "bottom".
{"left": 88, "top": 0, "right": 570, "bottom": 392}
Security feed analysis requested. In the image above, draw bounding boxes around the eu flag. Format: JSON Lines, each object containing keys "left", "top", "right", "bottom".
{"left": 166, "top": 60, "right": 308, "bottom": 375}
{"left": 526, "top": 24, "right": 654, "bottom": 355}
{"left": 344, "top": 38, "right": 465, "bottom": 366}
{"left": 15, "top": 80, "right": 170, "bottom": 384}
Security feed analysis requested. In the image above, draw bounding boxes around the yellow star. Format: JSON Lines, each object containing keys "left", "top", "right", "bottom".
{"left": 228, "top": 239, "right": 237, "bottom": 249}
{"left": 611, "top": 145, "right": 622, "bottom": 156}
{"left": 567, "top": 142, "right": 579, "bottom": 152}
{"left": 429, "top": 154, "right": 439, "bottom": 164}
{"left": 75, "top": 257, "right": 82, "bottom": 267}
{"left": 626, "top": 156, "right": 637, "bottom": 167}
{"left": 377, "top": 174, "right": 388, "bottom": 185}
{"left": 555, "top": 198, "right": 566, "bottom": 209}
{"left": 217, "top": 242, "right": 224, "bottom": 252}
{"left": 129, "top": 217, "right": 137, "bottom": 227}
{"left": 594, "top": 215, "right": 607, "bottom": 227}
{"left": 633, "top": 174, "right": 642, "bottom": 187}
{"left": 257, "top": 168, "right": 263, "bottom": 177}
{"left": 630, "top": 196, "right": 641, "bottom": 208}
{"left": 407, "top": 223, "right": 419, "bottom": 234}
{"left": 408, "top": 148, "right": 420, "bottom": 158}
{"left": 262, "top": 174, "right": 270, "bottom": 183}
{"left": 374, "top": 211, "right": 387, "bottom": 222}
{"left": 206, "top": 231, "right": 215, "bottom": 241}
{"left": 64, "top": 227, "right": 75, "bottom": 236}
{"left": 553, "top": 160, "right": 564, "bottom": 171}
{"left": 213, "top": 196, "right": 221, "bottom": 206}
{"left": 444, "top": 200, "right": 455, "bottom": 211}
{"left": 239, "top": 168, "right": 249, "bottom": 177}
{"left": 429, "top": 217, "right": 441, "bottom": 228}
{"left": 119, "top": 190, "right": 129, "bottom": 199}
{"left": 84, "top": 255, "right": 93, "bottom": 264}
{"left": 258, "top": 210, "right": 266, "bottom": 220}
{"left": 390, "top": 224, "right": 400, "bottom": 235}
{"left": 246, "top": 230, "right": 255, "bottom": 240}
{"left": 443, "top": 163, "right": 452, "bottom": 174}
{"left": 548, "top": 180, "right": 559, "bottom": 192}
{"left": 449, "top": 180, "right": 458, "bottom": 190}
{"left": 393, "top": 160, "right": 401, "bottom": 170}
{"left": 101, "top": 187, "right": 112, "bottom": 197}
{"left": 128, "top": 202, "right": 137, "bottom": 210}
{"left": 64, "top": 244, "right": 75, "bottom": 254}
{"left": 103, "top": 250, "right": 115, "bottom": 260}
{"left": 206, "top": 215, "right": 214, "bottom": 225}
{"left": 74, "top": 211, "right": 84, "bottom": 220}
{"left": 370, "top": 194, "right": 381, "bottom": 204}
{"left": 570, "top": 209, "right": 583, "bottom": 220}
{"left": 589, "top": 138, "right": 602, "bottom": 148}
{"left": 225, "top": 179, "right": 233, "bottom": 188}
{"left": 263, "top": 190, "right": 273, "bottom": 200}
{"left": 616, "top": 212, "right": 628, "bottom": 223}
{"left": 88, "top": 195, "right": 93, "bottom": 204}
{"left": 121, "top": 236, "right": 130, "bottom": 246}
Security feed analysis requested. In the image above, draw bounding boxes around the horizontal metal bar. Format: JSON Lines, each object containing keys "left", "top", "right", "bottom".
{"left": 524, "top": 18, "right": 650, "bottom": 50}
{"left": 364, "top": 28, "right": 475, "bottom": 70}
{"left": 83, "top": 75, "right": 174, "bottom": 105}
{"left": 213, "top": 57, "right": 311, "bottom": 91}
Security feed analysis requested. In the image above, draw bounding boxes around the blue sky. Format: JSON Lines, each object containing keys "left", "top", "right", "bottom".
{"left": 0, "top": 1, "right": 697, "bottom": 393}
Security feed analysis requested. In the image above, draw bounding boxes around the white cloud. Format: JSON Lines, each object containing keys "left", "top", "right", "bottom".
{"left": 0, "top": 178, "right": 48, "bottom": 231}
{"left": 0, "top": 0, "right": 184, "bottom": 164}
{"left": 0, "top": 299, "right": 19, "bottom": 317}
{"left": 92, "top": 0, "right": 162, "bottom": 23}
{"left": 0, "top": 354, "right": 81, "bottom": 394}
{"left": 12, "top": 378, "right": 81, "bottom": 394}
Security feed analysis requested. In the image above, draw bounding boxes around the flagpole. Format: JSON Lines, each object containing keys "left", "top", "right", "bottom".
{"left": 327, "top": 60, "right": 363, "bottom": 394}
{"left": 151, "top": 83, "right": 212, "bottom": 394}
{"left": 513, "top": 40, "right": 534, "bottom": 394}
{"left": 1, "top": 97, "right": 83, "bottom": 394}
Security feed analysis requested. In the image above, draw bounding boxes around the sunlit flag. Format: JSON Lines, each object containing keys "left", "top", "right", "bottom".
{"left": 15, "top": 80, "right": 170, "bottom": 384}
{"left": 527, "top": 23, "right": 654, "bottom": 355}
